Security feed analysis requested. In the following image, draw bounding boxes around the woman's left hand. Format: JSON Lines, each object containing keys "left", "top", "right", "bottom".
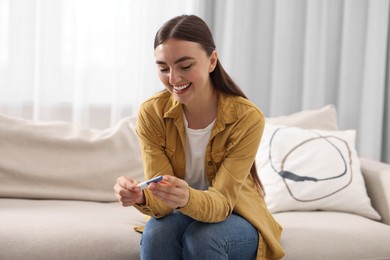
{"left": 149, "top": 175, "right": 190, "bottom": 209}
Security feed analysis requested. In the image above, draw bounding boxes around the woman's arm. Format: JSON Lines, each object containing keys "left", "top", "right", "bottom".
{"left": 133, "top": 106, "right": 175, "bottom": 218}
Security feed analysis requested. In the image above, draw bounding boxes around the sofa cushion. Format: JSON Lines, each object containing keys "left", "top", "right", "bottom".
{"left": 0, "top": 198, "right": 145, "bottom": 260}
{"left": 266, "top": 104, "right": 338, "bottom": 130}
{"left": 257, "top": 124, "right": 380, "bottom": 220}
{"left": 0, "top": 114, "right": 144, "bottom": 202}
{"left": 274, "top": 211, "right": 390, "bottom": 260}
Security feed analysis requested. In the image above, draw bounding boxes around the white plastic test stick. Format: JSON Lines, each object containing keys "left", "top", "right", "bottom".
{"left": 137, "top": 176, "right": 163, "bottom": 190}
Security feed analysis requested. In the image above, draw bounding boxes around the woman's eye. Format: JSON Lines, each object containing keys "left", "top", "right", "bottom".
{"left": 159, "top": 67, "right": 169, "bottom": 73}
{"left": 181, "top": 64, "right": 192, "bottom": 70}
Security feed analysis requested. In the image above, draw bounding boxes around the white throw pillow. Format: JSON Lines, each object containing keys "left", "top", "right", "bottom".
{"left": 257, "top": 124, "right": 381, "bottom": 220}
{"left": 0, "top": 114, "right": 144, "bottom": 202}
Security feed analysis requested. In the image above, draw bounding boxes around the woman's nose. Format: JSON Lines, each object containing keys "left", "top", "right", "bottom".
{"left": 169, "top": 70, "right": 181, "bottom": 85}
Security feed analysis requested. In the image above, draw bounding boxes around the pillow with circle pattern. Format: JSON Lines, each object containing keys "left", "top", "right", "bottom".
{"left": 257, "top": 123, "right": 381, "bottom": 220}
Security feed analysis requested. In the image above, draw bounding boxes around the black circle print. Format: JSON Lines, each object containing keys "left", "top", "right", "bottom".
{"left": 269, "top": 127, "right": 353, "bottom": 202}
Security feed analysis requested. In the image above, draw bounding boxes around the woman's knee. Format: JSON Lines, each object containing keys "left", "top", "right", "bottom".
{"left": 142, "top": 213, "right": 184, "bottom": 244}
{"left": 182, "top": 222, "right": 227, "bottom": 257}
{"left": 182, "top": 214, "right": 258, "bottom": 259}
{"left": 141, "top": 213, "right": 193, "bottom": 260}
{"left": 141, "top": 218, "right": 166, "bottom": 248}
{"left": 141, "top": 212, "right": 194, "bottom": 248}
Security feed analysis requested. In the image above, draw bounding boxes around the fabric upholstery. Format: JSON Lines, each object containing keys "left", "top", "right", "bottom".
{"left": 360, "top": 157, "right": 390, "bottom": 225}
{"left": 0, "top": 199, "right": 145, "bottom": 260}
{"left": 0, "top": 114, "right": 144, "bottom": 202}
{"left": 265, "top": 104, "right": 338, "bottom": 131}
{"left": 274, "top": 211, "right": 390, "bottom": 260}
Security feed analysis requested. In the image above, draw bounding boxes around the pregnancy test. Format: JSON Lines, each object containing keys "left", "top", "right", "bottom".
{"left": 137, "top": 176, "right": 163, "bottom": 190}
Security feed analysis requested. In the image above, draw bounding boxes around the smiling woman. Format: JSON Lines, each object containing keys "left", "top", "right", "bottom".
{"left": 114, "top": 14, "right": 285, "bottom": 260}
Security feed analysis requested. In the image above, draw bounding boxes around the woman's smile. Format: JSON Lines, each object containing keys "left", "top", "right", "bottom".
{"left": 172, "top": 83, "right": 192, "bottom": 93}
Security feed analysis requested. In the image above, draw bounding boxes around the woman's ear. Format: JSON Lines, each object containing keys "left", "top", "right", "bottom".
{"left": 209, "top": 50, "right": 218, "bottom": 73}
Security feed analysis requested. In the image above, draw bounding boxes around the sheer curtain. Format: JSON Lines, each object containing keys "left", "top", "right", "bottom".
{"left": 1, "top": 0, "right": 389, "bottom": 163}
{"left": 0, "top": 0, "right": 207, "bottom": 128}
{"left": 209, "top": 0, "right": 390, "bottom": 163}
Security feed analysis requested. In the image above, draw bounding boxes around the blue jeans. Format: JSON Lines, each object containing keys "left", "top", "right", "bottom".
{"left": 140, "top": 211, "right": 258, "bottom": 260}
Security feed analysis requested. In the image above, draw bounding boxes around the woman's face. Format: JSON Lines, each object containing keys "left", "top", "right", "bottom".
{"left": 154, "top": 39, "right": 217, "bottom": 106}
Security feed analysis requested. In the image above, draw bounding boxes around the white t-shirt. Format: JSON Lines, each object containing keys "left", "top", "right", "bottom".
{"left": 183, "top": 114, "right": 215, "bottom": 190}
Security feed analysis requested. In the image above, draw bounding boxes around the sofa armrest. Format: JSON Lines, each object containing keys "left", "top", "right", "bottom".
{"left": 360, "top": 157, "right": 390, "bottom": 225}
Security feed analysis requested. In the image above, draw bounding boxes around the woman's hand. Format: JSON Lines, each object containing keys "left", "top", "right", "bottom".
{"left": 114, "top": 177, "right": 145, "bottom": 206}
{"left": 149, "top": 175, "right": 190, "bottom": 209}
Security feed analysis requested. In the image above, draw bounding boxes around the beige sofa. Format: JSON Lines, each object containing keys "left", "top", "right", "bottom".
{"left": 1, "top": 105, "right": 390, "bottom": 260}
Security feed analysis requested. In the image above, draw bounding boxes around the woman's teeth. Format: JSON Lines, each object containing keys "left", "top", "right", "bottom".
{"left": 173, "top": 83, "right": 191, "bottom": 91}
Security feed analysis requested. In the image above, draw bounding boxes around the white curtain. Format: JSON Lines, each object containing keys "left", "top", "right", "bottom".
{"left": 209, "top": 0, "right": 389, "bottom": 163}
{"left": 1, "top": 0, "right": 389, "bottom": 163}
{"left": 0, "top": 0, "right": 207, "bottom": 128}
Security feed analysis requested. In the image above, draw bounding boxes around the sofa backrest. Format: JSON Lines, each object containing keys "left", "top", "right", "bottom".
{"left": 265, "top": 104, "right": 338, "bottom": 130}
{"left": 0, "top": 114, "right": 144, "bottom": 202}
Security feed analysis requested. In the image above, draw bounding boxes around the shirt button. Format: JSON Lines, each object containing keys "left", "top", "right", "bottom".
{"left": 208, "top": 161, "right": 213, "bottom": 166}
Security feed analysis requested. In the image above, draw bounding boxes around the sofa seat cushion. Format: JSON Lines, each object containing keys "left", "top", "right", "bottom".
{"left": 0, "top": 199, "right": 145, "bottom": 260}
{"left": 275, "top": 211, "right": 390, "bottom": 260}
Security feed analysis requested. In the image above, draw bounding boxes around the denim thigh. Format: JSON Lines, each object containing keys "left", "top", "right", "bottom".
{"left": 140, "top": 212, "right": 258, "bottom": 260}
{"left": 183, "top": 213, "right": 258, "bottom": 260}
{"left": 140, "top": 211, "right": 194, "bottom": 260}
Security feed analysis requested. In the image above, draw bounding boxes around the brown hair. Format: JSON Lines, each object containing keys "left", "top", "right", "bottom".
{"left": 154, "top": 15, "right": 264, "bottom": 194}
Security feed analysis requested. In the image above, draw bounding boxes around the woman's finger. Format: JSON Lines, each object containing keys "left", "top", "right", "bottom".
{"left": 150, "top": 176, "right": 189, "bottom": 208}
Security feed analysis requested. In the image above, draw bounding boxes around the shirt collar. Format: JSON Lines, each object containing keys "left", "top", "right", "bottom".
{"left": 163, "top": 90, "right": 239, "bottom": 126}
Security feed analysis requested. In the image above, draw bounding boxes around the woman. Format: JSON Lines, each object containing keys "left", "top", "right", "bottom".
{"left": 114, "top": 14, "right": 284, "bottom": 260}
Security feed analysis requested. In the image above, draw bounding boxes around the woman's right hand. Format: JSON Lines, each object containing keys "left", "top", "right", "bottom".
{"left": 114, "top": 177, "right": 145, "bottom": 206}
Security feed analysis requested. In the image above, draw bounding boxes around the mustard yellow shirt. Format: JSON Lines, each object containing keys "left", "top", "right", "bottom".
{"left": 134, "top": 90, "right": 285, "bottom": 259}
